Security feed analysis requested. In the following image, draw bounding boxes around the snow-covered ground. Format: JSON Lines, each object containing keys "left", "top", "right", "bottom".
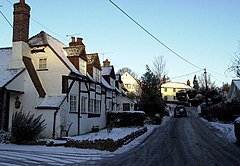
{"left": 0, "top": 121, "right": 172, "bottom": 165}
{"left": 200, "top": 117, "right": 236, "bottom": 143}
{"left": 0, "top": 116, "right": 171, "bottom": 156}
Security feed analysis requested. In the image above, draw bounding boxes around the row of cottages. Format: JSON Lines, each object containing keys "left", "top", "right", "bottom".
{"left": 0, "top": 0, "right": 135, "bottom": 138}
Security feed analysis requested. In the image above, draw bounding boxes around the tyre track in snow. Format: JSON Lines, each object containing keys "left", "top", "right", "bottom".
{"left": 97, "top": 107, "right": 240, "bottom": 166}
{"left": 0, "top": 149, "right": 104, "bottom": 166}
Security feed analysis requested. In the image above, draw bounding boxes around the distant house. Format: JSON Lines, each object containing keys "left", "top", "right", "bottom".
{"left": 228, "top": 79, "right": 240, "bottom": 102}
{"left": 0, "top": 0, "right": 135, "bottom": 139}
{"left": 121, "top": 71, "right": 140, "bottom": 94}
{"left": 161, "top": 82, "right": 193, "bottom": 103}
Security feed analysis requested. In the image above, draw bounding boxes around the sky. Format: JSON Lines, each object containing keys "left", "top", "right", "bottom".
{"left": 1, "top": 0, "right": 240, "bottom": 87}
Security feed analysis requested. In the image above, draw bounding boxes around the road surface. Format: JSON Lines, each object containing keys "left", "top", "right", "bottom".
{"left": 96, "top": 107, "right": 240, "bottom": 166}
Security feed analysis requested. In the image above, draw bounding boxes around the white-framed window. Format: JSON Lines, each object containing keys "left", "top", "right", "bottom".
{"left": 89, "top": 98, "right": 94, "bottom": 113}
{"left": 110, "top": 78, "right": 115, "bottom": 88}
{"left": 81, "top": 96, "right": 87, "bottom": 113}
{"left": 108, "top": 101, "right": 113, "bottom": 112}
{"left": 95, "top": 100, "right": 101, "bottom": 114}
{"left": 79, "top": 59, "right": 86, "bottom": 75}
{"left": 70, "top": 95, "right": 77, "bottom": 112}
{"left": 93, "top": 67, "right": 101, "bottom": 82}
{"left": 39, "top": 58, "right": 47, "bottom": 69}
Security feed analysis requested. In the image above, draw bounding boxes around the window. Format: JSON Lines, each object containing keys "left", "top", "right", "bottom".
{"left": 70, "top": 95, "right": 77, "bottom": 112}
{"left": 81, "top": 97, "right": 87, "bottom": 113}
{"left": 110, "top": 78, "right": 115, "bottom": 88}
{"left": 89, "top": 99, "right": 94, "bottom": 113}
{"left": 95, "top": 100, "right": 101, "bottom": 114}
{"left": 173, "top": 88, "right": 176, "bottom": 92}
{"left": 39, "top": 58, "right": 47, "bottom": 69}
{"left": 93, "top": 67, "right": 101, "bottom": 82}
{"left": 164, "top": 88, "right": 167, "bottom": 92}
{"left": 164, "top": 96, "right": 168, "bottom": 101}
{"left": 123, "top": 103, "right": 130, "bottom": 111}
{"left": 125, "top": 84, "right": 131, "bottom": 89}
{"left": 108, "top": 101, "right": 113, "bottom": 111}
{"left": 79, "top": 59, "right": 86, "bottom": 75}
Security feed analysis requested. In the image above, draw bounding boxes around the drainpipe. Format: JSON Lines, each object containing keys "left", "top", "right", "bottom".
{"left": 78, "top": 82, "right": 81, "bottom": 135}
{"left": 52, "top": 108, "right": 59, "bottom": 139}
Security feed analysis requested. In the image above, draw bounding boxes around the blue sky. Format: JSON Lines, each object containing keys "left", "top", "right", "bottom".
{"left": 1, "top": 0, "right": 240, "bottom": 87}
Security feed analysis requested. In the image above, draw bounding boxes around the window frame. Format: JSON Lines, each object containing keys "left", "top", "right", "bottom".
{"left": 89, "top": 98, "right": 94, "bottom": 113}
{"left": 81, "top": 96, "right": 87, "bottom": 113}
{"left": 38, "top": 58, "right": 47, "bottom": 70}
{"left": 70, "top": 95, "right": 77, "bottom": 113}
{"left": 95, "top": 100, "right": 101, "bottom": 114}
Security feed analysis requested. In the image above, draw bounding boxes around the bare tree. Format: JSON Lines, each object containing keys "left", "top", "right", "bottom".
{"left": 198, "top": 73, "right": 216, "bottom": 91}
{"left": 117, "top": 67, "right": 138, "bottom": 79}
{"left": 226, "top": 50, "right": 240, "bottom": 78}
{"left": 152, "top": 56, "right": 168, "bottom": 99}
{"left": 152, "top": 56, "right": 168, "bottom": 83}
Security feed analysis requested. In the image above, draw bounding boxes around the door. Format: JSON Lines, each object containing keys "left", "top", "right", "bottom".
{"left": 0, "top": 90, "right": 10, "bottom": 131}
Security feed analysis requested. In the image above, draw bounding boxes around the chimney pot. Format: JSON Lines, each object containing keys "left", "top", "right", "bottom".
{"left": 71, "top": 37, "right": 75, "bottom": 43}
{"left": 103, "top": 59, "right": 110, "bottom": 67}
{"left": 77, "top": 37, "right": 83, "bottom": 44}
{"left": 20, "top": 0, "right": 25, "bottom": 3}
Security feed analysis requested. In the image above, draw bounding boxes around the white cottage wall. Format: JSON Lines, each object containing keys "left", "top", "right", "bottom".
{"left": 31, "top": 46, "right": 70, "bottom": 95}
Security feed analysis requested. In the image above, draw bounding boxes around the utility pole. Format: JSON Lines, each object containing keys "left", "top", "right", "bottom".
{"left": 204, "top": 68, "right": 209, "bottom": 105}
{"left": 204, "top": 68, "right": 210, "bottom": 120}
{"left": 204, "top": 68, "right": 208, "bottom": 91}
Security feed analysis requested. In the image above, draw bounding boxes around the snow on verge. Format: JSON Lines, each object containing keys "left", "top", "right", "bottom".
{"left": 207, "top": 120, "right": 236, "bottom": 142}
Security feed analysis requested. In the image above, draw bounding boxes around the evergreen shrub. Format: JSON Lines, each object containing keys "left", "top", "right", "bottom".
{"left": 11, "top": 111, "right": 46, "bottom": 143}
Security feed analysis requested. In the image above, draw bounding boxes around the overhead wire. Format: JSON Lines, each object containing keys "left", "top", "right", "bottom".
{"left": 109, "top": 0, "right": 203, "bottom": 70}
{"left": 0, "top": 10, "right": 13, "bottom": 28}
{"left": 171, "top": 69, "right": 204, "bottom": 80}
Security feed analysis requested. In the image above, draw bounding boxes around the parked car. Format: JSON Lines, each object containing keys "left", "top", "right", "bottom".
{"left": 174, "top": 105, "right": 187, "bottom": 117}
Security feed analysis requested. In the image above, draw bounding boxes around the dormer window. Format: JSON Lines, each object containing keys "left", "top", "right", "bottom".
{"left": 93, "top": 67, "right": 101, "bottom": 82}
{"left": 39, "top": 58, "right": 47, "bottom": 70}
{"left": 79, "top": 58, "right": 86, "bottom": 75}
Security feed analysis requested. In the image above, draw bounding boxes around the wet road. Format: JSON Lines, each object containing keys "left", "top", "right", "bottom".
{"left": 96, "top": 107, "right": 240, "bottom": 166}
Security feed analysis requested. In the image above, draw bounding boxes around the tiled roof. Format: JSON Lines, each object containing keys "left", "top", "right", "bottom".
{"left": 86, "top": 53, "right": 102, "bottom": 70}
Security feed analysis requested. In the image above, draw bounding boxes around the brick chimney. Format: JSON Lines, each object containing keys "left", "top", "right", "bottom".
{"left": 187, "top": 79, "right": 191, "bottom": 86}
{"left": 12, "top": 0, "right": 31, "bottom": 42}
{"left": 103, "top": 59, "right": 110, "bottom": 67}
{"left": 69, "top": 37, "right": 84, "bottom": 47}
{"left": 9, "top": 0, "right": 31, "bottom": 69}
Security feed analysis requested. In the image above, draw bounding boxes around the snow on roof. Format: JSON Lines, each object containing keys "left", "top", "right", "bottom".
{"left": 101, "top": 77, "right": 113, "bottom": 90}
{"left": 101, "top": 66, "right": 112, "bottom": 76}
{"left": 37, "top": 95, "right": 66, "bottom": 109}
{"left": 115, "top": 87, "right": 122, "bottom": 94}
{"left": 232, "top": 80, "right": 240, "bottom": 90}
{"left": 29, "top": 31, "right": 82, "bottom": 76}
{"left": 161, "top": 82, "right": 193, "bottom": 89}
{"left": 87, "top": 73, "right": 95, "bottom": 82}
{"left": 0, "top": 48, "right": 25, "bottom": 87}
